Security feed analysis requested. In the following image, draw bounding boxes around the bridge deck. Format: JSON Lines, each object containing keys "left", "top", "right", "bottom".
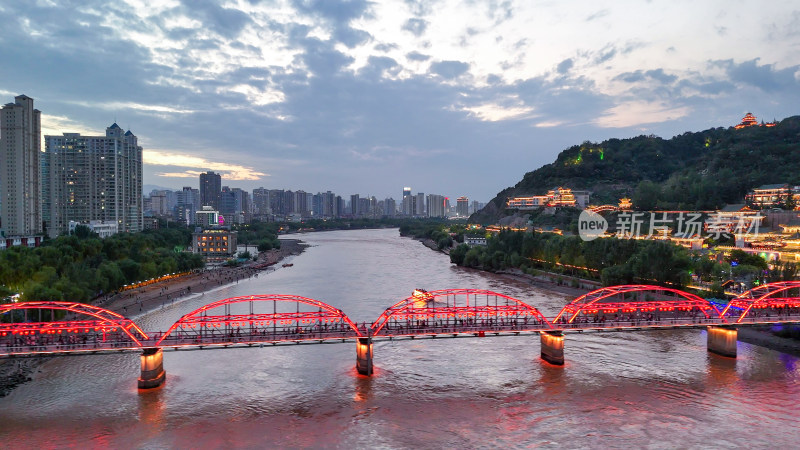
{"left": 3, "top": 315, "right": 800, "bottom": 358}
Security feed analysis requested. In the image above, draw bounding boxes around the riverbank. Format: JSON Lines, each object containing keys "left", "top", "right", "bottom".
{"left": 0, "top": 239, "right": 307, "bottom": 397}
{"left": 414, "top": 238, "right": 800, "bottom": 356}
{"left": 98, "top": 239, "right": 306, "bottom": 316}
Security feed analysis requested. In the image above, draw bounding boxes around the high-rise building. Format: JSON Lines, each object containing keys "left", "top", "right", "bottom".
{"left": 175, "top": 186, "right": 200, "bottom": 225}
{"left": 415, "top": 192, "right": 425, "bottom": 216}
{"left": 252, "top": 187, "right": 270, "bottom": 215}
{"left": 384, "top": 197, "right": 396, "bottom": 217}
{"left": 350, "top": 194, "right": 360, "bottom": 216}
{"left": 199, "top": 171, "right": 221, "bottom": 209}
{"left": 427, "top": 194, "right": 447, "bottom": 218}
{"left": 1, "top": 95, "right": 42, "bottom": 236}
{"left": 402, "top": 187, "right": 412, "bottom": 215}
{"left": 456, "top": 196, "right": 469, "bottom": 217}
{"left": 43, "top": 123, "right": 142, "bottom": 238}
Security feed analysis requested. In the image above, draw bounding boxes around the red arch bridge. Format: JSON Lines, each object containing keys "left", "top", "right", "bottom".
{"left": 2, "top": 282, "right": 800, "bottom": 388}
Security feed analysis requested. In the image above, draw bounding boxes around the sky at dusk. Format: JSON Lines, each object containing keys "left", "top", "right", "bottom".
{"left": 1, "top": 0, "right": 799, "bottom": 202}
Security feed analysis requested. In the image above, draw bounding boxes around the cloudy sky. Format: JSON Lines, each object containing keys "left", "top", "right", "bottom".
{"left": 2, "top": 0, "right": 799, "bottom": 202}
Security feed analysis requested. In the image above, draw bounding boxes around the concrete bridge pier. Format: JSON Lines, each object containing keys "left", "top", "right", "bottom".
{"left": 707, "top": 326, "right": 737, "bottom": 358}
{"left": 138, "top": 347, "right": 166, "bottom": 389}
{"left": 356, "top": 337, "right": 373, "bottom": 376}
{"left": 540, "top": 331, "right": 565, "bottom": 365}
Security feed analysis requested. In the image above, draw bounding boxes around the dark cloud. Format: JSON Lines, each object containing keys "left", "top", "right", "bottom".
{"left": 334, "top": 27, "right": 372, "bottom": 48}
{"left": 291, "top": 0, "right": 373, "bottom": 48}
{"left": 177, "top": 0, "right": 252, "bottom": 39}
{"left": 358, "top": 56, "right": 400, "bottom": 79}
{"left": 613, "top": 69, "right": 676, "bottom": 84}
{"left": 644, "top": 69, "right": 677, "bottom": 84}
{"left": 402, "top": 18, "right": 428, "bottom": 36}
{"left": 374, "top": 43, "right": 399, "bottom": 52}
{"left": 430, "top": 61, "right": 470, "bottom": 79}
{"left": 556, "top": 58, "right": 574, "bottom": 74}
{"left": 291, "top": 0, "right": 371, "bottom": 24}
{"left": 712, "top": 58, "right": 800, "bottom": 92}
{"left": 406, "top": 51, "right": 430, "bottom": 61}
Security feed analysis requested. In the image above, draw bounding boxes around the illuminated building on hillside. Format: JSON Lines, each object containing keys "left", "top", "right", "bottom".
{"left": 507, "top": 187, "right": 584, "bottom": 209}
{"left": 618, "top": 198, "right": 632, "bottom": 210}
{"left": 734, "top": 112, "right": 777, "bottom": 129}
{"left": 746, "top": 184, "right": 799, "bottom": 208}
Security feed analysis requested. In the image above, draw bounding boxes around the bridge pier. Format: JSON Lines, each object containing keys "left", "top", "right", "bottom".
{"left": 356, "top": 337, "right": 373, "bottom": 376}
{"left": 707, "top": 326, "right": 737, "bottom": 358}
{"left": 540, "top": 331, "right": 565, "bottom": 365}
{"left": 138, "top": 348, "right": 166, "bottom": 389}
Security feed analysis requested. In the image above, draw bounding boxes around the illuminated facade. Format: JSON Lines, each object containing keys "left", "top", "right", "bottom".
{"left": 507, "top": 187, "right": 583, "bottom": 209}
{"left": 745, "top": 184, "right": 799, "bottom": 208}
{"left": 734, "top": 112, "right": 777, "bottom": 129}
{"left": 43, "top": 123, "right": 143, "bottom": 238}
{"left": 618, "top": 198, "right": 632, "bottom": 210}
{"left": 192, "top": 229, "right": 238, "bottom": 259}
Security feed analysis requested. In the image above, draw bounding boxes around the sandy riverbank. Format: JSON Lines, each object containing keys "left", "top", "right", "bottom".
{"left": 97, "top": 239, "right": 306, "bottom": 316}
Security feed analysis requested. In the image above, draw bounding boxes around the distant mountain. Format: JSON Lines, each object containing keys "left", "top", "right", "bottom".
{"left": 471, "top": 116, "right": 800, "bottom": 223}
{"left": 143, "top": 184, "right": 178, "bottom": 195}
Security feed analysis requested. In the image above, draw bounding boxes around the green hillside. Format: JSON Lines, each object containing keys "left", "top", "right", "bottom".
{"left": 472, "top": 116, "right": 800, "bottom": 223}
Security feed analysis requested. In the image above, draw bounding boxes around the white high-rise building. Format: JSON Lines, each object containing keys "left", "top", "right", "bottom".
{"left": 1, "top": 95, "right": 42, "bottom": 236}
{"left": 43, "top": 123, "right": 143, "bottom": 238}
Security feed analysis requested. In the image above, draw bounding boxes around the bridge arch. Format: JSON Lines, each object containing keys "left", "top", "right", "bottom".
{"left": 370, "top": 289, "right": 552, "bottom": 336}
{"left": 721, "top": 281, "right": 800, "bottom": 323}
{"left": 0, "top": 301, "right": 148, "bottom": 347}
{"left": 553, "top": 285, "right": 725, "bottom": 324}
{"left": 155, "top": 295, "right": 362, "bottom": 345}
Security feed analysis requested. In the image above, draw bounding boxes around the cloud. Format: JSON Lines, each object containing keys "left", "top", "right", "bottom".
{"left": 430, "top": 60, "right": 470, "bottom": 79}
{"left": 144, "top": 150, "right": 268, "bottom": 180}
{"left": 593, "top": 101, "right": 690, "bottom": 128}
{"left": 402, "top": 18, "right": 428, "bottom": 36}
{"left": 406, "top": 51, "right": 430, "bottom": 61}
{"left": 556, "top": 58, "right": 574, "bottom": 74}
{"left": 461, "top": 102, "right": 534, "bottom": 122}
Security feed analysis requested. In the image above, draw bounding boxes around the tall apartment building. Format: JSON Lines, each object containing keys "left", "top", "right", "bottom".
{"left": 252, "top": 187, "right": 270, "bottom": 215}
{"left": 427, "top": 194, "right": 447, "bottom": 218}
{"left": 415, "top": 192, "right": 425, "bottom": 216}
{"left": 384, "top": 197, "right": 396, "bottom": 217}
{"left": 456, "top": 196, "right": 469, "bottom": 217}
{"left": 1, "top": 95, "right": 42, "bottom": 236}
{"left": 42, "top": 123, "right": 142, "bottom": 238}
{"left": 199, "top": 171, "right": 221, "bottom": 209}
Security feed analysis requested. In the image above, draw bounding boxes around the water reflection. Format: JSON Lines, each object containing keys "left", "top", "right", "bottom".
{"left": 2, "top": 229, "right": 800, "bottom": 447}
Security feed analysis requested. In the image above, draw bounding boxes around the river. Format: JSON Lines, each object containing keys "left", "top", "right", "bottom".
{"left": 1, "top": 228, "right": 799, "bottom": 448}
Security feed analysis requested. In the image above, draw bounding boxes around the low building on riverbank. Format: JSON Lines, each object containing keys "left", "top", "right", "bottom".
{"left": 192, "top": 228, "right": 238, "bottom": 261}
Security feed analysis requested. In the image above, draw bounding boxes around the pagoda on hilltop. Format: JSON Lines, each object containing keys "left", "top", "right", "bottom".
{"left": 734, "top": 112, "right": 777, "bottom": 129}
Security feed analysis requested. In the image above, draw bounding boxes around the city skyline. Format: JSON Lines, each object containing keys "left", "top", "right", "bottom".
{"left": 1, "top": 2, "right": 799, "bottom": 201}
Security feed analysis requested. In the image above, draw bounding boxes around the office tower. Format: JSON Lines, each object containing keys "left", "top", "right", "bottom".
{"left": 457, "top": 196, "right": 469, "bottom": 217}
{"left": 1, "top": 95, "right": 42, "bottom": 236}
{"left": 43, "top": 123, "right": 143, "bottom": 237}
{"left": 199, "top": 171, "right": 221, "bottom": 209}
{"left": 402, "top": 187, "right": 412, "bottom": 215}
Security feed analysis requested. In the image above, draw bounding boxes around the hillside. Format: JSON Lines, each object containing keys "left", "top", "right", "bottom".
{"left": 472, "top": 116, "right": 800, "bottom": 223}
